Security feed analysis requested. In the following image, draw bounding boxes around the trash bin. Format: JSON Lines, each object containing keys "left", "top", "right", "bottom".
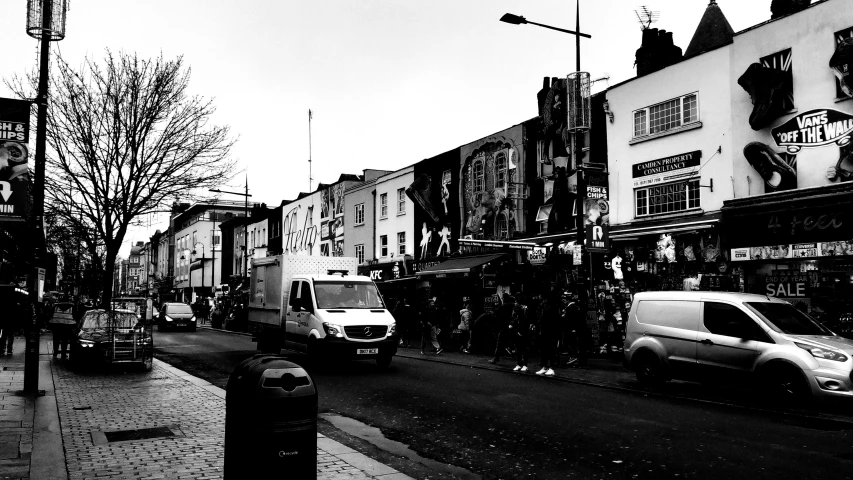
{"left": 224, "top": 354, "right": 318, "bottom": 479}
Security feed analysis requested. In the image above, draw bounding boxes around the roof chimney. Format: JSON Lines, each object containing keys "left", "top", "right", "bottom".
{"left": 635, "top": 28, "right": 684, "bottom": 77}
{"left": 770, "top": 0, "right": 811, "bottom": 19}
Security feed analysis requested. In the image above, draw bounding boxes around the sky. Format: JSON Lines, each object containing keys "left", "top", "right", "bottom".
{"left": 0, "top": 0, "right": 773, "bottom": 258}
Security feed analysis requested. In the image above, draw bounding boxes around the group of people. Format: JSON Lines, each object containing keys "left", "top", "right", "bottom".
{"left": 391, "top": 290, "right": 591, "bottom": 376}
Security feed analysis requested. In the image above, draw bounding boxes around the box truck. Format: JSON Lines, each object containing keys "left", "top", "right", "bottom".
{"left": 248, "top": 255, "right": 397, "bottom": 368}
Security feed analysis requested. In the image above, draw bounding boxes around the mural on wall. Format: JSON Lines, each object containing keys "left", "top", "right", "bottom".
{"left": 409, "top": 149, "right": 461, "bottom": 262}
{"left": 317, "top": 183, "right": 347, "bottom": 256}
{"left": 320, "top": 188, "right": 330, "bottom": 219}
{"left": 459, "top": 141, "right": 519, "bottom": 241}
{"left": 743, "top": 142, "right": 797, "bottom": 192}
{"left": 738, "top": 60, "right": 795, "bottom": 131}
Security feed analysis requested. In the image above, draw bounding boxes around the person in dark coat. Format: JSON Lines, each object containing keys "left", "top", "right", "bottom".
{"left": 393, "top": 298, "right": 413, "bottom": 348}
{"left": 535, "top": 290, "right": 562, "bottom": 376}
{"left": 510, "top": 294, "right": 532, "bottom": 372}
{"left": 488, "top": 294, "right": 516, "bottom": 365}
{"left": 420, "top": 298, "right": 443, "bottom": 355}
{"left": 564, "top": 295, "right": 588, "bottom": 367}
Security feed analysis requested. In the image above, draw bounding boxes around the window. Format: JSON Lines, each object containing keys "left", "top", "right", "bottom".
{"left": 495, "top": 151, "right": 508, "bottom": 189}
{"left": 496, "top": 216, "right": 508, "bottom": 239}
{"left": 299, "top": 281, "right": 314, "bottom": 310}
{"left": 704, "top": 302, "right": 772, "bottom": 342}
{"left": 355, "top": 244, "right": 365, "bottom": 264}
{"left": 473, "top": 159, "right": 484, "bottom": 193}
{"left": 397, "top": 188, "right": 406, "bottom": 214}
{"left": 354, "top": 203, "right": 365, "bottom": 225}
{"left": 397, "top": 232, "right": 406, "bottom": 255}
{"left": 760, "top": 49, "right": 793, "bottom": 105}
{"left": 212, "top": 230, "right": 221, "bottom": 249}
{"left": 635, "top": 179, "right": 700, "bottom": 217}
{"left": 380, "top": 235, "right": 388, "bottom": 257}
{"left": 633, "top": 93, "right": 699, "bottom": 138}
{"left": 380, "top": 193, "right": 388, "bottom": 219}
{"left": 288, "top": 281, "right": 300, "bottom": 307}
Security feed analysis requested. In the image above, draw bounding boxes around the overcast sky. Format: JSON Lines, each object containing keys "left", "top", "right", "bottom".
{"left": 1, "top": 0, "right": 773, "bottom": 257}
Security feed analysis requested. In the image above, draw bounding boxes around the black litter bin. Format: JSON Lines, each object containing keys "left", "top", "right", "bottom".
{"left": 224, "top": 354, "right": 318, "bottom": 479}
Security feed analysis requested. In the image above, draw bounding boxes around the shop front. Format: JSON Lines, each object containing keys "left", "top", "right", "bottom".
{"left": 722, "top": 182, "right": 853, "bottom": 334}
{"left": 357, "top": 257, "right": 418, "bottom": 307}
{"left": 415, "top": 252, "right": 509, "bottom": 314}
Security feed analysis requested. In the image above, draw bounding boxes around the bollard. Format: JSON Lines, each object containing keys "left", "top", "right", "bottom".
{"left": 224, "top": 354, "right": 318, "bottom": 479}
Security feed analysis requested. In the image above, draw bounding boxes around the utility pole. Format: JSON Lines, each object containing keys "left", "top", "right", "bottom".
{"left": 572, "top": 0, "right": 590, "bottom": 368}
{"left": 308, "top": 109, "right": 313, "bottom": 192}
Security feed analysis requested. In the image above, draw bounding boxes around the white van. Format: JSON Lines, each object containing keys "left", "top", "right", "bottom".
{"left": 248, "top": 255, "right": 397, "bottom": 368}
{"left": 624, "top": 291, "right": 853, "bottom": 401}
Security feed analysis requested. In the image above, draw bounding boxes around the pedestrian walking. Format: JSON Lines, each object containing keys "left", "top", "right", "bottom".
{"left": 535, "top": 290, "right": 561, "bottom": 376}
{"left": 488, "top": 294, "right": 515, "bottom": 365}
{"left": 48, "top": 302, "right": 78, "bottom": 360}
{"left": 420, "top": 298, "right": 443, "bottom": 355}
{"left": 510, "top": 294, "right": 531, "bottom": 372}
{"left": 393, "top": 298, "right": 413, "bottom": 348}
{"left": 564, "top": 295, "right": 588, "bottom": 367}
{"left": 457, "top": 302, "right": 473, "bottom": 353}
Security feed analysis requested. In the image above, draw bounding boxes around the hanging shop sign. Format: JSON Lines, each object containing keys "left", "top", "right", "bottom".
{"left": 631, "top": 151, "right": 701, "bottom": 188}
{"left": 771, "top": 109, "right": 853, "bottom": 153}
{"left": 0, "top": 97, "right": 32, "bottom": 222}
{"left": 527, "top": 248, "right": 547, "bottom": 266}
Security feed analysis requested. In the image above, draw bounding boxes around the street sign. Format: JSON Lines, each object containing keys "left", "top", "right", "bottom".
{"left": 586, "top": 224, "right": 609, "bottom": 253}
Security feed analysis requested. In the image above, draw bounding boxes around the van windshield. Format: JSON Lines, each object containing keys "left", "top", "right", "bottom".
{"left": 745, "top": 302, "right": 832, "bottom": 335}
{"left": 314, "top": 281, "right": 385, "bottom": 309}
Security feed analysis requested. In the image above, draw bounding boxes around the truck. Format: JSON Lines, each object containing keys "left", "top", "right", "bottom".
{"left": 248, "top": 255, "right": 398, "bottom": 368}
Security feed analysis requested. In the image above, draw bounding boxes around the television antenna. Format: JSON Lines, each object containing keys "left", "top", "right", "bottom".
{"left": 635, "top": 6, "right": 659, "bottom": 30}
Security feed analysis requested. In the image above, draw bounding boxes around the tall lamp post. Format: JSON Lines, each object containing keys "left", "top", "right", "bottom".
{"left": 21, "top": 0, "right": 68, "bottom": 396}
{"left": 210, "top": 179, "right": 251, "bottom": 281}
{"left": 500, "top": 3, "right": 594, "bottom": 364}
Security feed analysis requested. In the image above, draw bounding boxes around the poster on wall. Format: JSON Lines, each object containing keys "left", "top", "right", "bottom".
{"left": 750, "top": 245, "right": 791, "bottom": 260}
{"left": 0, "top": 97, "right": 32, "bottom": 221}
{"left": 771, "top": 109, "right": 853, "bottom": 154}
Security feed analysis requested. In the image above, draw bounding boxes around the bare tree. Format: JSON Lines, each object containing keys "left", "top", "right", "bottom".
{"left": 8, "top": 50, "right": 236, "bottom": 307}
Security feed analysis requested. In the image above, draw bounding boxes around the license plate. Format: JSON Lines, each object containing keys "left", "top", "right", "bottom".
{"left": 357, "top": 348, "right": 379, "bottom": 355}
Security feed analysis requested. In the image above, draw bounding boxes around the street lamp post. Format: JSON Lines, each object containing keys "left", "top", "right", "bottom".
{"left": 501, "top": 2, "right": 593, "bottom": 364}
{"left": 210, "top": 179, "right": 252, "bottom": 281}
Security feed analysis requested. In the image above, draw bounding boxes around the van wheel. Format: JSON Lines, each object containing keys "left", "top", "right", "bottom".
{"left": 764, "top": 364, "right": 811, "bottom": 404}
{"left": 634, "top": 351, "right": 665, "bottom": 387}
{"left": 376, "top": 355, "right": 392, "bottom": 370}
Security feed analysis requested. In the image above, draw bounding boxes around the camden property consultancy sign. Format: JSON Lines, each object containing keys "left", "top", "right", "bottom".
{"left": 631, "top": 151, "right": 701, "bottom": 188}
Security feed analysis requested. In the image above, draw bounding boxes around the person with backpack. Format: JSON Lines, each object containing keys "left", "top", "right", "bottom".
{"left": 457, "top": 301, "right": 473, "bottom": 353}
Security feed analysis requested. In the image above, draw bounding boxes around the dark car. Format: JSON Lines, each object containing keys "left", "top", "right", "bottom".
{"left": 71, "top": 309, "right": 153, "bottom": 371}
{"left": 158, "top": 302, "right": 197, "bottom": 331}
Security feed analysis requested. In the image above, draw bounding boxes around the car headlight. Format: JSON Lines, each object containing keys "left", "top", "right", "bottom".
{"left": 165, "top": 315, "right": 174, "bottom": 322}
{"left": 79, "top": 339, "right": 95, "bottom": 348}
{"left": 322, "top": 322, "right": 344, "bottom": 338}
{"left": 796, "top": 342, "right": 849, "bottom": 362}
{"left": 388, "top": 322, "right": 396, "bottom": 336}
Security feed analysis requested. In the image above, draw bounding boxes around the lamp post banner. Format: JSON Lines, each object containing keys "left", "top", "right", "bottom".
{"left": 0, "top": 98, "right": 32, "bottom": 221}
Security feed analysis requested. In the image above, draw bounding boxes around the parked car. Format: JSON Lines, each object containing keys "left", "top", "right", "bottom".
{"left": 624, "top": 291, "right": 853, "bottom": 402}
{"left": 71, "top": 308, "right": 153, "bottom": 371}
{"left": 158, "top": 302, "right": 197, "bottom": 331}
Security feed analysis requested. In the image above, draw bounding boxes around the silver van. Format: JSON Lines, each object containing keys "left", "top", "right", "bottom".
{"left": 624, "top": 291, "right": 853, "bottom": 401}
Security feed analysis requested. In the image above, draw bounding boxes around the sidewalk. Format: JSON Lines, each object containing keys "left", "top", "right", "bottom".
{"left": 0, "top": 334, "right": 413, "bottom": 480}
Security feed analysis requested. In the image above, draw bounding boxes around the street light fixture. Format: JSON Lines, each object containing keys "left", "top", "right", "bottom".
{"left": 500, "top": 1, "right": 593, "bottom": 364}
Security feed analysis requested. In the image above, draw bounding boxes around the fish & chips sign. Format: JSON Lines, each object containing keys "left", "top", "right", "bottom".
{"left": 771, "top": 108, "right": 853, "bottom": 153}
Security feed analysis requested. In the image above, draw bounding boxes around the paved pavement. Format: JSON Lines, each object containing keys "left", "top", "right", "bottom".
{"left": 0, "top": 333, "right": 413, "bottom": 480}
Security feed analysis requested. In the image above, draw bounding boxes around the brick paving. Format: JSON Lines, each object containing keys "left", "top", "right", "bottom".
{"left": 0, "top": 334, "right": 413, "bottom": 480}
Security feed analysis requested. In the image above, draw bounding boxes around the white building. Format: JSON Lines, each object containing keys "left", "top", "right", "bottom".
{"left": 373, "top": 166, "right": 414, "bottom": 263}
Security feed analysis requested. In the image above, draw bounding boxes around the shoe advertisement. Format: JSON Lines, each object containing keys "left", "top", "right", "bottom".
{"left": 743, "top": 142, "right": 797, "bottom": 192}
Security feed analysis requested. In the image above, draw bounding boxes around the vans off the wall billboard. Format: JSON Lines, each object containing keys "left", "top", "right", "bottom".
{"left": 0, "top": 97, "right": 32, "bottom": 221}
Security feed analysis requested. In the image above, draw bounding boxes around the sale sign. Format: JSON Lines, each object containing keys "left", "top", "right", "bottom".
{"left": 763, "top": 273, "right": 811, "bottom": 298}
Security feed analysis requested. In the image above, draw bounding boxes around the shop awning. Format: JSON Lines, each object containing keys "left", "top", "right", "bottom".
{"left": 416, "top": 253, "right": 505, "bottom": 278}
{"left": 609, "top": 213, "right": 721, "bottom": 241}
{"left": 457, "top": 239, "right": 535, "bottom": 250}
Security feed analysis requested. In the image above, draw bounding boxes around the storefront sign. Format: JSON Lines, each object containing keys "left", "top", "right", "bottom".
{"left": 457, "top": 239, "right": 534, "bottom": 250}
{"left": 586, "top": 185, "right": 608, "bottom": 200}
{"left": 631, "top": 151, "right": 701, "bottom": 188}
{"left": 527, "top": 248, "right": 547, "bottom": 266}
{"left": 771, "top": 108, "right": 853, "bottom": 153}
{"left": 0, "top": 98, "right": 30, "bottom": 143}
{"left": 283, "top": 206, "right": 319, "bottom": 254}
{"left": 727, "top": 208, "right": 853, "bottom": 247}
{"left": 732, "top": 241, "right": 853, "bottom": 261}
{"left": 413, "top": 260, "right": 441, "bottom": 272}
